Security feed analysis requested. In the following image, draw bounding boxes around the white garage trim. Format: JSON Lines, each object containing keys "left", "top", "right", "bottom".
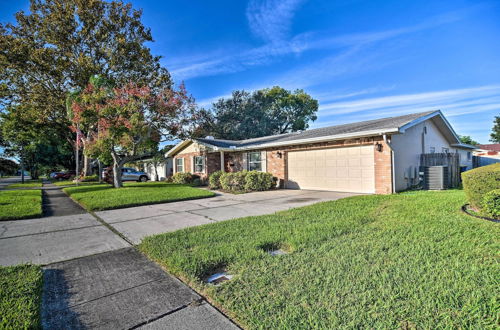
{"left": 286, "top": 146, "right": 375, "bottom": 193}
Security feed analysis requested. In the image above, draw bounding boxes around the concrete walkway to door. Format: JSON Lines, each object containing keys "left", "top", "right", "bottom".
{"left": 95, "top": 189, "right": 359, "bottom": 245}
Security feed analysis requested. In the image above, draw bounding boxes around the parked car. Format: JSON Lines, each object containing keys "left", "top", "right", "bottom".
{"left": 103, "top": 167, "right": 150, "bottom": 183}
{"left": 53, "top": 171, "right": 76, "bottom": 181}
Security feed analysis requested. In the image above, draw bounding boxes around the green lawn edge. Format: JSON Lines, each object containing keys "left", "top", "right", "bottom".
{"left": 63, "top": 182, "right": 215, "bottom": 211}
{"left": 0, "top": 190, "right": 43, "bottom": 221}
{"left": 0, "top": 265, "right": 43, "bottom": 329}
{"left": 139, "top": 190, "right": 500, "bottom": 329}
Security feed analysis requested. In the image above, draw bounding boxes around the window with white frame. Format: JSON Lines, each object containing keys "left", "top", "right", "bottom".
{"left": 175, "top": 158, "right": 184, "bottom": 173}
{"left": 248, "top": 152, "right": 262, "bottom": 171}
{"left": 194, "top": 156, "right": 205, "bottom": 173}
{"left": 442, "top": 147, "right": 449, "bottom": 153}
{"left": 467, "top": 151, "right": 471, "bottom": 160}
{"left": 430, "top": 147, "right": 435, "bottom": 153}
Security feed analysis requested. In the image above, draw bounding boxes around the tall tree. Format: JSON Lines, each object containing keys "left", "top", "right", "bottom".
{"left": 0, "top": 0, "right": 171, "bottom": 171}
{"left": 490, "top": 115, "right": 500, "bottom": 143}
{"left": 198, "top": 86, "right": 318, "bottom": 140}
{"left": 459, "top": 135, "right": 479, "bottom": 146}
{"left": 71, "top": 82, "right": 199, "bottom": 188}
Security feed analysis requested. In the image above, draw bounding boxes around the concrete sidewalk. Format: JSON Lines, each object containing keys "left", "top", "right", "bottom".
{"left": 96, "top": 189, "right": 358, "bottom": 244}
{"left": 42, "top": 248, "right": 237, "bottom": 329}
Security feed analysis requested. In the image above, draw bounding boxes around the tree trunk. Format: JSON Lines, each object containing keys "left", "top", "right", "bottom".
{"left": 82, "top": 154, "right": 92, "bottom": 177}
{"left": 98, "top": 160, "right": 103, "bottom": 184}
{"left": 112, "top": 161, "right": 124, "bottom": 188}
{"left": 154, "top": 163, "right": 159, "bottom": 181}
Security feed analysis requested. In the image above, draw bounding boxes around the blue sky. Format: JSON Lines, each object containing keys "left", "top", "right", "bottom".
{"left": 1, "top": 0, "right": 500, "bottom": 143}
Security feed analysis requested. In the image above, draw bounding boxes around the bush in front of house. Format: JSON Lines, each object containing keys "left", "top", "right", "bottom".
{"left": 244, "top": 170, "right": 274, "bottom": 191}
{"left": 462, "top": 163, "right": 500, "bottom": 209}
{"left": 172, "top": 172, "right": 194, "bottom": 184}
{"left": 81, "top": 175, "right": 98, "bottom": 182}
{"left": 220, "top": 171, "right": 247, "bottom": 192}
{"left": 481, "top": 189, "right": 500, "bottom": 219}
{"left": 208, "top": 170, "right": 224, "bottom": 189}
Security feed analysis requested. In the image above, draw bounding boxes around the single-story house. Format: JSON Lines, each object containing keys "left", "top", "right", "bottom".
{"left": 167, "top": 110, "right": 475, "bottom": 194}
{"left": 473, "top": 144, "right": 500, "bottom": 167}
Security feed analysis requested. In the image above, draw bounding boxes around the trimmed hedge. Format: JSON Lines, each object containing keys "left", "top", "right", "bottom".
{"left": 462, "top": 163, "right": 500, "bottom": 209}
{"left": 244, "top": 171, "right": 274, "bottom": 191}
{"left": 220, "top": 171, "right": 247, "bottom": 192}
{"left": 216, "top": 170, "right": 275, "bottom": 192}
{"left": 172, "top": 172, "right": 194, "bottom": 184}
{"left": 482, "top": 189, "right": 500, "bottom": 219}
{"left": 208, "top": 170, "right": 224, "bottom": 189}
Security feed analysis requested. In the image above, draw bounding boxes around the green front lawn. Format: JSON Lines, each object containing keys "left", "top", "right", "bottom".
{"left": 0, "top": 190, "right": 43, "bottom": 220}
{"left": 64, "top": 182, "right": 215, "bottom": 211}
{"left": 52, "top": 180, "right": 101, "bottom": 187}
{"left": 140, "top": 190, "right": 499, "bottom": 328}
{"left": 6, "top": 179, "right": 43, "bottom": 189}
{"left": 0, "top": 265, "right": 42, "bottom": 329}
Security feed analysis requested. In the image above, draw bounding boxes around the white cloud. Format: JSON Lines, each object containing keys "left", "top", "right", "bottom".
{"left": 318, "top": 85, "right": 500, "bottom": 116}
{"left": 246, "top": 0, "right": 305, "bottom": 43}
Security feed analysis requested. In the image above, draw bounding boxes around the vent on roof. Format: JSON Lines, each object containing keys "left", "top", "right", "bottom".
{"left": 205, "top": 136, "right": 215, "bottom": 140}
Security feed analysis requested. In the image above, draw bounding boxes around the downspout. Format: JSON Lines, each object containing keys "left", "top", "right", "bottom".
{"left": 383, "top": 134, "right": 396, "bottom": 194}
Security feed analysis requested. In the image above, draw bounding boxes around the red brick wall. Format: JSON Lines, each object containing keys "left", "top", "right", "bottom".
{"left": 374, "top": 140, "right": 393, "bottom": 194}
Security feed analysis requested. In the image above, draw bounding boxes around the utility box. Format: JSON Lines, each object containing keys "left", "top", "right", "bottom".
{"left": 422, "top": 165, "right": 449, "bottom": 190}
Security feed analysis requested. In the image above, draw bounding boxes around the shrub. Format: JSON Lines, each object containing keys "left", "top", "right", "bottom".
{"left": 220, "top": 171, "right": 247, "bottom": 192}
{"left": 81, "top": 175, "right": 98, "bottom": 182}
{"left": 462, "top": 163, "right": 500, "bottom": 209}
{"left": 244, "top": 171, "right": 274, "bottom": 191}
{"left": 172, "top": 172, "right": 194, "bottom": 184}
{"left": 481, "top": 189, "right": 500, "bottom": 219}
{"left": 192, "top": 178, "right": 202, "bottom": 186}
{"left": 209, "top": 170, "right": 224, "bottom": 189}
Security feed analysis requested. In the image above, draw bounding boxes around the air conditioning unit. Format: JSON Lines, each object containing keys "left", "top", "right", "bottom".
{"left": 422, "top": 166, "right": 449, "bottom": 190}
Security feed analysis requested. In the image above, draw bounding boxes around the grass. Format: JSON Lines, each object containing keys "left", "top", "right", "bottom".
{"left": 6, "top": 179, "right": 43, "bottom": 189}
{"left": 64, "top": 182, "right": 215, "bottom": 211}
{"left": 0, "top": 190, "right": 42, "bottom": 220}
{"left": 52, "top": 180, "right": 101, "bottom": 187}
{"left": 0, "top": 265, "right": 43, "bottom": 329}
{"left": 140, "top": 190, "right": 500, "bottom": 329}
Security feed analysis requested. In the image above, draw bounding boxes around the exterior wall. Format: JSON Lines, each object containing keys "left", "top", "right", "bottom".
{"left": 142, "top": 158, "right": 172, "bottom": 181}
{"left": 177, "top": 142, "right": 212, "bottom": 155}
{"left": 391, "top": 119, "right": 470, "bottom": 191}
{"left": 172, "top": 137, "right": 394, "bottom": 194}
{"left": 173, "top": 142, "right": 217, "bottom": 179}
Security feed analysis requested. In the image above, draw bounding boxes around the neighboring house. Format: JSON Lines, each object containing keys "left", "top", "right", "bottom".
{"left": 473, "top": 144, "right": 500, "bottom": 167}
{"left": 139, "top": 157, "right": 173, "bottom": 181}
{"left": 167, "top": 110, "right": 475, "bottom": 194}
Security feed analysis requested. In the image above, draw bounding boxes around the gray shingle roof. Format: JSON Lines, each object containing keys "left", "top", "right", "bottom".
{"left": 196, "top": 110, "right": 438, "bottom": 149}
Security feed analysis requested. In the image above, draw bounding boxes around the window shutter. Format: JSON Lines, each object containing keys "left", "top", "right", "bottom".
{"left": 204, "top": 156, "right": 207, "bottom": 174}
{"left": 261, "top": 151, "right": 267, "bottom": 172}
{"left": 191, "top": 156, "right": 195, "bottom": 173}
{"left": 242, "top": 152, "right": 248, "bottom": 170}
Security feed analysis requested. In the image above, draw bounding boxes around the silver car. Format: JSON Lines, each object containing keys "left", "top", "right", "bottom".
{"left": 121, "top": 168, "right": 150, "bottom": 182}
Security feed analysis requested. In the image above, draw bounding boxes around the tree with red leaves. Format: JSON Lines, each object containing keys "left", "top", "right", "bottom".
{"left": 70, "top": 80, "right": 199, "bottom": 187}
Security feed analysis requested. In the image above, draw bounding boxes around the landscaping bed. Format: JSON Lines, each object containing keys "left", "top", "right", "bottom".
{"left": 0, "top": 190, "right": 43, "bottom": 220}
{"left": 140, "top": 190, "right": 499, "bottom": 328}
{"left": 0, "top": 265, "right": 42, "bottom": 329}
{"left": 64, "top": 182, "right": 215, "bottom": 211}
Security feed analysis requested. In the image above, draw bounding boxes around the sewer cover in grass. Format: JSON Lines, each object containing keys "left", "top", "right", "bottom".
{"left": 206, "top": 272, "right": 233, "bottom": 285}
{"left": 268, "top": 249, "right": 288, "bottom": 256}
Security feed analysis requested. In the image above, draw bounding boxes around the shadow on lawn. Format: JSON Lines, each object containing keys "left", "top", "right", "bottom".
{"left": 66, "top": 183, "right": 192, "bottom": 194}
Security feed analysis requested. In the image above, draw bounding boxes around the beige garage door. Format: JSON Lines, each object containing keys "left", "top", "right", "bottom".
{"left": 286, "top": 146, "right": 375, "bottom": 193}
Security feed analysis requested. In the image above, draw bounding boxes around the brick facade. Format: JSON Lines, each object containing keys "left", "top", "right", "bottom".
{"left": 173, "top": 136, "right": 394, "bottom": 194}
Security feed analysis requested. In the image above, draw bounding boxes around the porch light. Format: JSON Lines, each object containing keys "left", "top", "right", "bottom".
{"left": 376, "top": 143, "right": 383, "bottom": 152}
{"left": 276, "top": 151, "right": 283, "bottom": 158}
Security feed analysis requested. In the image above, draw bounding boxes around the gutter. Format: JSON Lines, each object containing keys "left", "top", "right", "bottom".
{"left": 383, "top": 134, "right": 396, "bottom": 194}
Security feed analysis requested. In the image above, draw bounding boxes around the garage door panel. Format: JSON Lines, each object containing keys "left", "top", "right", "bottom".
{"left": 286, "top": 146, "right": 375, "bottom": 193}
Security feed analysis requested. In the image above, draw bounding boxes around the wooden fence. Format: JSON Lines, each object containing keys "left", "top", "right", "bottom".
{"left": 420, "top": 153, "right": 460, "bottom": 188}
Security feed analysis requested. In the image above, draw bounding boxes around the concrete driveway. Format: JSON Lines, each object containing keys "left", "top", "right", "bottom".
{"left": 96, "top": 189, "right": 358, "bottom": 244}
